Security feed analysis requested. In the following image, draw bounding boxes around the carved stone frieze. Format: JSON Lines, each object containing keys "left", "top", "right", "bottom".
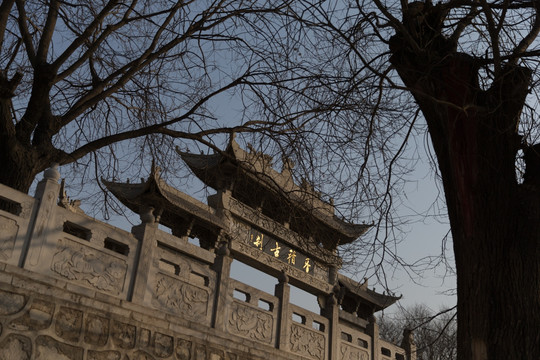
{"left": 340, "top": 343, "right": 369, "bottom": 360}
{"left": 0, "top": 289, "right": 26, "bottom": 315}
{"left": 10, "top": 299, "right": 54, "bottom": 331}
{"left": 51, "top": 239, "right": 127, "bottom": 294}
{"left": 55, "top": 307, "right": 83, "bottom": 342}
{"left": 175, "top": 339, "right": 192, "bottom": 360}
{"left": 227, "top": 301, "right": 273, "bottom": 344}
{"left": 208, "top": 348, "right": 225, "bottom": 360}
{"left": 194, "top": 345, "right": 206, "bottom": 360}
{"left": 35, "top": 335, "right": 84, "bottom": 360}
{"left": 289, "top": 324, "right": 326, "bottom": 360}
{"left": 152, "top": 273, "right": 210, "bottom": 319}
{"left": 0, "top": 216, "right": 18, "bottom": 261}
{"left": 0, "top": 334, "right": 31, "bottom": 360}
{"left": 84, "top": 314, "right": 109, "bottom": 346}
{"left": 154, "top": 332, "right": 173, "bottom": 358}
{"left": 111, "top": 321, "right": 136, "bottom": 349}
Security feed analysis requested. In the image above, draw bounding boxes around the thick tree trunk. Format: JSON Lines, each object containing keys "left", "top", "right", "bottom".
{"left": 390, "top": 40, "right": 540, "bottom": 359}
{"left": 0, "top": 99, "right": 45, "bottom": 193}
{"left": 0, "top": 71, "right": 53, "bottom": 194}
{"left": 0, "top": 142, "right": 43, "bottom": 194}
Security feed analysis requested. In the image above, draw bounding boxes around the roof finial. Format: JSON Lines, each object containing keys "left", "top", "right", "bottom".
{"left": 281, "top": 156, "right": 295, "bottom": 174}
{"left": 150, "top": 158, "right": 161, "bottom": 179}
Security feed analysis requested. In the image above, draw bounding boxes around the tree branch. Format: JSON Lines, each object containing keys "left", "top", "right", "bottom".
{"left": 371, "top": 0, "right": 423, "bottom": 53}
{"left": 15, "top": 0, "right": 36, "bottom": 65}
{"left": 36, "top": 0, "right": 59, "bottom": 63}
{"left": 479, "top": 0, "right": 502, "bottom": 75}
{"left": 60, "top": 73, "right": 248, "bottom": 163}
{"left": 51, "top": 0, "right": 122, "bottom": 73}
{"left": 58, "top": 3, "right": 236, "bottom": 127}
{"left": 0, "top": 0, "right": 15, "bottom": 52}
{"left": 509, "top": 1, "right": 540, "bottom": 65}
{"left": 449, "top": 6, "right": 479, "bottom": 47}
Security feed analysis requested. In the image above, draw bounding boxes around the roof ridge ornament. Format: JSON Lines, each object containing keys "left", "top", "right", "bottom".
{"left": 58, "top": 178, "right": 85, "bottom": 214}
{"left": 150, "top": 158, "right": 162, "bottom": 179}
{"left": 246, "top": 142, "right": 274, "bottom": 167}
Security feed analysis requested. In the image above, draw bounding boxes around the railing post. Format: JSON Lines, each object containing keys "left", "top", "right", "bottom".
{"left": 23, "top": 164, "right": 61, "bottom": 270}
{"left": 211, "top": 237, "right": 233, "bottom": 332}
{"left": 401, "top": 329, "right": 417, "bottom": 360}
{"left": 367, "top": 315, "right": 380, "bottom": 360}
{"left": 274, "top": 271, "right": 291, "bottom": 350}
{"left": 322, "top": 291, "right": 340, "bottom": 360}
{"left": 130, "top": 206, "right": 158, "bottom": 304}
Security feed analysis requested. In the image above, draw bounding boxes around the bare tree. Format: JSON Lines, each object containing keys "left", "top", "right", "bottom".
{"left": 375, "top": 1, "right": 540, "bottom": 359}
{"left": 0, "top": 1, "right": 415, "bottom": 271}
{"left": 0, "top": 0, "right": 319, "bottom": 193}
{"left": 379, "top": 304, "right": 457, "bottom": 360}
{"left": 247, "top": 1, "right": 540, "bottom": 358}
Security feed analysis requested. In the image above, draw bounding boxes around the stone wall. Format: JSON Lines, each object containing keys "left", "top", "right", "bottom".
{"left": 0, "top": 167, "right": 413, "bottom": 360}
{"left": 0, "top": 262, "right": 303, "bottom": 360}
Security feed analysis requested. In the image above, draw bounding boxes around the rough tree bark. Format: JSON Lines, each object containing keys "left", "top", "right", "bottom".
{"left": 389, "top": 3, "right": 540, "bottom": 359}
{"left": 0, "top": 68, "right": 60, "bottom": 193}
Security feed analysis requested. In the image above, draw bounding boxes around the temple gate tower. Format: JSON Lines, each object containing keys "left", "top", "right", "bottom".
{"left": 0, "top": 137, "right": 414, "bottom": 359}
{"left": 105, "top": 136, "right": 411, "bottom": 360}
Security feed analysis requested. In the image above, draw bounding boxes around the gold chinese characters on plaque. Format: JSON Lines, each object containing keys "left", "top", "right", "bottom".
{"left": 249, "top": 228, "right": 314, "bottom": 274}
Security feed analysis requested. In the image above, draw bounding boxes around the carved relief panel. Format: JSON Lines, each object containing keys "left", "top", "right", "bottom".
{"left": 148, "top": 241, "right": 216, "bottom": 325}
{"left": 51, "top": 238, "right": 128, "bottom": 295}
{"left": 227, "top": 301, "right": 274, "bottom": 344}
{"left": 340, "top": 343, "right": 369, "bottom": 360}
{"left": 152, "top": 273, "right": 211, "bottom": 323}
{"left": 289, "top": 323, "right": 326, "bottom": 360}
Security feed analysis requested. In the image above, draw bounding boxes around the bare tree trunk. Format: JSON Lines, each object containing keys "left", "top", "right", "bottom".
{"left": 0, "top": 143, "right": 41, "bottom": 194}
{"left": 0, "top": 88, "right": 43, "bottom": 193}
{"left": 0, "top": 66, "right": 55, "bottom": 193}
{"left": 390, "top": 48, "right": 540, "bottom": 359}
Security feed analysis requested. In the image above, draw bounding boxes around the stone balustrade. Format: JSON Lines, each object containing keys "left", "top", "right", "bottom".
{"left": 380, "top": 339, "right": 407, "bottom": 360}
{"left": 0, "top": 167, "right": 415, "bottom": 360}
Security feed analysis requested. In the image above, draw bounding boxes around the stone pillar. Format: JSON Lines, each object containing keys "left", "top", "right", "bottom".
{"left": 130, "top": 207, "right": 158, "bottom": 304}
{"left": 321, "top": 291, "right": 339, "bottom": 360}
{"left": 367, "top": 315, "right": 380, "bottom": 360}
{"left": 401, "top": 329, "right": 417, "bottom": 360}
{"left": 274, "top": 271, "right": 291, "bottom": 350}
{"left": 328, "top": 264, "right": 339, "bottom": 285}
{"left": 211, "top": 239, "right": 233, "bottom": 332}
{"left": 23, "top": 164, "right": 62, "bottom": 269}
